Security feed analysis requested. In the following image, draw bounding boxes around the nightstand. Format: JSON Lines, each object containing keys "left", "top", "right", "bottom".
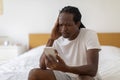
{"left": 0, "top": 45, "right": 27, "bottom": 63}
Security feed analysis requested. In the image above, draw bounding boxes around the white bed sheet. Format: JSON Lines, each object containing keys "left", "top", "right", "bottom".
{"left": 0, "top": 45, "right": 45, "bottom": 80}
{"left": 99, "top": 46, "right": 120, "bottom": 80}
{"left": 0, "top": 45, "right": 120, "bottom": 80}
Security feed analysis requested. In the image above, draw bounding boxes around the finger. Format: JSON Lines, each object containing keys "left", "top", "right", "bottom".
{"left": 49, "top": 55, "right": 57, "bottom": 62}
{"left": 45, "top": 55, "right": 52, "bottom": 63}
{"left": 45, "top": 55, "right": 57, "bottom": 69}
{"left": 45, "top": 56, "right": 52, "bottom": 68}
{"left": 56, "top": 55, "right": 65, "bottom": 64}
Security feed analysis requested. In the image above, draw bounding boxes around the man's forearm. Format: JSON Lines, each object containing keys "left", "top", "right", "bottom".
{"left": 46, "top": 38, "right": 54, "bottom": 47}
{"left": 64, "top": 64, "right": 98, "bottom": 77}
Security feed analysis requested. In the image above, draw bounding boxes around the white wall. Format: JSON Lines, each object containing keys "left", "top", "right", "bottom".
{"left": 0, "top": 0, "right": 120, "bottom": 48}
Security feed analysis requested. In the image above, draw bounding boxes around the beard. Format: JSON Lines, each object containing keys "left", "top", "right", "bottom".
{"left": 62, "top": 32, "right": 70, "bottom": 38}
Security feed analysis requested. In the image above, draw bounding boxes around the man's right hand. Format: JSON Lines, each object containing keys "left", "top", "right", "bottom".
{"left": 46, "top": 18, "right": 61, "bottom": 47}
{"left": 50, "top": 18, "right": 61, "bottom": 40}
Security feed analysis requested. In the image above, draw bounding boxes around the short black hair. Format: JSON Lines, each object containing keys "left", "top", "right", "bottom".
{"left": 59, "top": 6, "right": 85, "bottom": 28}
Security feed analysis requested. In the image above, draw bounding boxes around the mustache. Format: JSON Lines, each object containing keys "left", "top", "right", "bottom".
{"left": 61, "top": 31, "right": 69, "bottom": 34}
{"left": 62, "top": 32, "right": 69, "bottom": 34}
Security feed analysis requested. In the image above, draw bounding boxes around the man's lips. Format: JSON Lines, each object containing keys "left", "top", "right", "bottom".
{"left": 62, "top": 32, "right": 69, "bottom": 34}
{"left": 62, "top": 32, "right": 69, "bottom": 35}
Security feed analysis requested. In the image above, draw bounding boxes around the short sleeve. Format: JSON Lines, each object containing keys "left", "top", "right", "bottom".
{"left": 85, "top": 30, "right": 101, "bottom": 50}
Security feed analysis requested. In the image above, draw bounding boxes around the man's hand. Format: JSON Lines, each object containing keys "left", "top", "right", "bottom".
{"left": 46, "top": 18, "right": 61, "bottom": 46}
{"left": 50, "top": 18, "right": 61, "bottom": 40}
{"left": 45, "top": 54, "right": 69, "bottom": 72}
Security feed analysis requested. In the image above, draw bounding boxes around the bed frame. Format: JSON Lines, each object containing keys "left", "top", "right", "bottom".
{"left": 29, "top": 33, "right": 120, "bottom": 49}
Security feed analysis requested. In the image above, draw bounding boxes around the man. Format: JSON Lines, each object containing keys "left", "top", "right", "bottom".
{"left": 28, "top": 6, "right": 101, "bottom": 80}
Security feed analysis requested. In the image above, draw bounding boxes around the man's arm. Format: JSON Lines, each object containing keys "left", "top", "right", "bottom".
{"left": 64, "top": 49, "right": 100, "bottom": 77}
{"left": 39, "top": 17, "right": 61, "bottom": 69}
{"left": 47, "top": 49, "right": 100, "bottom": 77}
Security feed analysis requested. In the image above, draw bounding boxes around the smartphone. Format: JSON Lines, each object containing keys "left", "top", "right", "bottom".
{"left": 44, "top": 47, "right": 57, "bottom": 60}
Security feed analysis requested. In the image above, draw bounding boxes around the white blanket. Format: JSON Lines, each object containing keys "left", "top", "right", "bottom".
{"left": 0, "top": 45, "right": 120, "bottom": 80}
{"left": 99, "top": 46, "right": 120, "bottom": 80}
{"left": 0, "top": 45, "right": 45, "bottom": 80}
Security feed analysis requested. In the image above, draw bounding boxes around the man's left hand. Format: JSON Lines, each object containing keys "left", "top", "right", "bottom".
{"left": 45, "top": 55, "right": 68, "bottom": 72}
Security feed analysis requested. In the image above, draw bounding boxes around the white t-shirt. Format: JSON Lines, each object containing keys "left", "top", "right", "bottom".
{"left": 53, "top": 28, "right": 101, "bottom": 80}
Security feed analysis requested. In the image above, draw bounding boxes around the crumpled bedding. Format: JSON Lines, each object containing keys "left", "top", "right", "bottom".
{"left": 0, "top": 45, "right": 45, "bottom": 80}
{"left": 0, "top": 45, "right": 120, "bottom": 80}
{"left": 99, "top": 46, "right": 120, "bottom": 80}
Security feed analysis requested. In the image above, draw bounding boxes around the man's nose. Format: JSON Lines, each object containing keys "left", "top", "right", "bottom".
{"left": 61, "top": 26, "right": 67, "bottom": 32}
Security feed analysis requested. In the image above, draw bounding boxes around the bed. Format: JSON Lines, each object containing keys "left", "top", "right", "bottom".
{"left": 0, "top": 33, "right": 120, "bottom": 80}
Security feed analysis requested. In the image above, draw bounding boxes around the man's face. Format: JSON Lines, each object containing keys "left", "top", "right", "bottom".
{"left": 58, "top": 12, "right": 80, "bottom": 39}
